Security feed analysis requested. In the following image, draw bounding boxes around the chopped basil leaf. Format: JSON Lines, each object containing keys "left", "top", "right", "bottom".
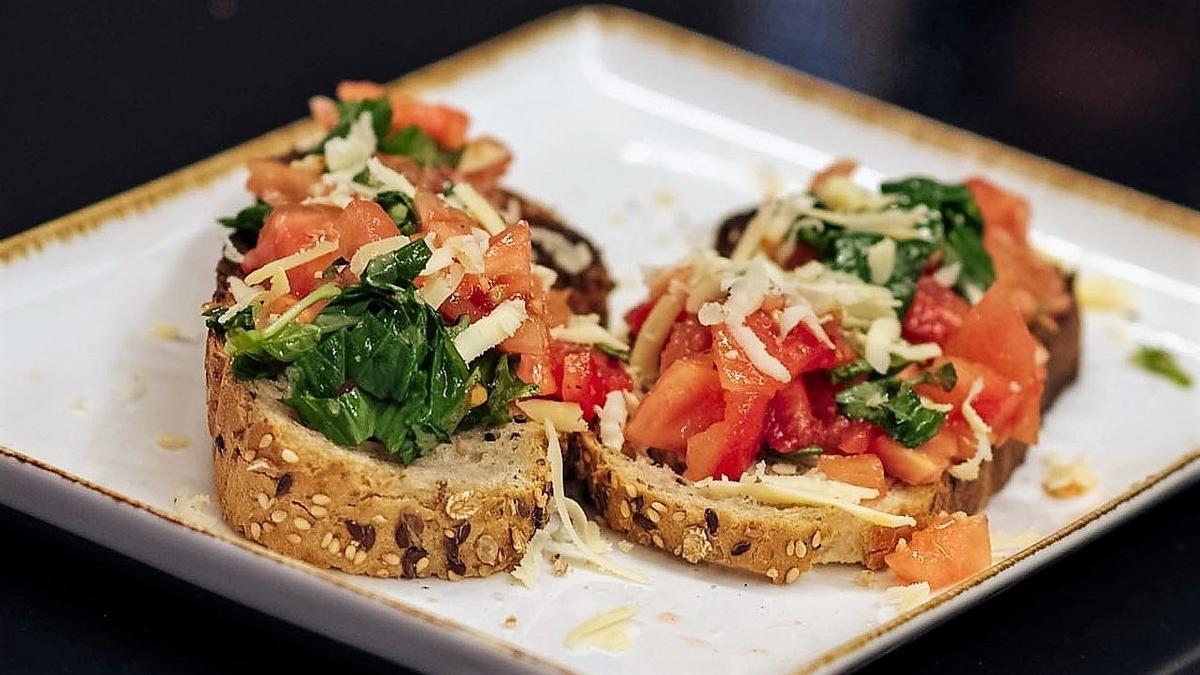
{"left": 1130, "top": 346, "right": 1193, "bottom": 388}
{"left": 881, "top": 177, "right": 983, "bottom": 232}
{"left": 827, "top": 233, "right": 934, "bottom": 312}
{"left": 359, "top": 239, "right": 431, "bottom": 289}
{"left": 595, "top": 342, "right": 631, "bottom": 363}
{"left": 203, "top": 304, "right": 256, "bottom": 331}
{"left": 319, "top": 97, "right": 392, "bottom": 151}
{"left": 835, "top": 376, "right": 947, "bottom": 448}
{"left": 461, "top": 353, "right": 538, "bottom": 429}
{"left": 218, "top": 201, "right": 271, "bottom": 232}
{"left": 379, "top": 124, "right": 460, "bottom": 167}
{"left": 942, "top": 225, "right": 995, "bottom": 298}
{"left": 375, "top": 190, "right": 417, "bottom": 233}
{"left": 919, "top": 362, "right": 958, "bottom": 391}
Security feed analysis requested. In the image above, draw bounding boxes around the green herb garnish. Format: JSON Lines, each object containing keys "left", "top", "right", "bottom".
{"left": 218, "top": 201, "right": 271, "bottom": 233}
{"left": 1130, "top": 346, "right": 1193, "bottom": 388}
{"left": 834, "top": 363, "right": 957, "bottom": 448}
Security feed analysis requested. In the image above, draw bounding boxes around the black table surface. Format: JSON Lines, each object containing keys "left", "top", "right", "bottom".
{"left": 2, "top": 2, "right": 1198, "bottom": 674}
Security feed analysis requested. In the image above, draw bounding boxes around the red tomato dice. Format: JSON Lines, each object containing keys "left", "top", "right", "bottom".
{"left": 245, "top": 159, "right": 321, "bottom": 206}
{"left": 625, "top": 356, "right": 725, "bottom": 457}
{"left": 885, "top": 512, "right": 992, "bottom": 588}
{"left": 817, "top": 454, "right": 888, "bottom": 494}
{"left": 414, "top": 188, "right": 475, "bottom": 243}
{"left": 686, "top": 390, "right": 771, "bottom": 481}
{"left": 389, "top": 93, "right": 470, "bottom": 150}
{"left": 335, "top": 199, "right": 402, "bottom": 264}
{"left": 659, "top": 316, "right": 713, "bottom": 373}
{"left": 903, "top": 275, "right": 969, "bottom": 346}
{"left": 872, "top": 435, "right": 949, "bottom": 485}
{"left": 243, "top": 204, "right": 341, "bottom": 297}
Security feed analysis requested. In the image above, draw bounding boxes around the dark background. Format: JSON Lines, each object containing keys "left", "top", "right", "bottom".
{"left": 2, "top": 1, "right": 1198, "bottom": 673}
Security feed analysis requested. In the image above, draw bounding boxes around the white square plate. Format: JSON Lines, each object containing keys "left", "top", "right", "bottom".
{"left": 2, "top": 8, "right": 1198, "bottom": 674}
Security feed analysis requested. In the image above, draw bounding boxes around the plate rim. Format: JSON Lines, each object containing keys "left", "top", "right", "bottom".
{"left": 2, "top": 5, "right": 1199, "bottom": 674}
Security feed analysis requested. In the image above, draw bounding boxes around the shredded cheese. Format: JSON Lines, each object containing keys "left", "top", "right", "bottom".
{"left": 866, "top": 237, "right": 897, "bottom": 285}
{"left": 629, "top": 281, "right": 687, "bottom": 388}
{"left": 565, "top": 605, "right": 638, "bottom": 652}
{"left": 451, "top": 182, "right": 507, "bottom": 235}
{"left": 155, "top": 433, "right": 190, "bottom": 450}
{"left": 172, "top": 490, "right": 217, "bottom": 527}
{"left": 697, "top": 478, "right": 915, "bottom": 528}
{"left": 511, "top": 528, "right": 551, "bottom": 588}
{"left": 757, "top": 473, "right": 880, "bottom": 502}
{"left": 796, "top": 205, "right": 932, "bottom": 241}
{"left": 349, "top": 235, "right": 411, "bottom": 277}
{"left": 529, "top": 227, "right": 593, "bottom": 274}
{"left": 516, "top": 400, "right": 586, "bottom": 433}
{"left": 222, "top": 233, "right": 245, "bottom": 264}
{"left": 365, "top": 156, "right": 416, "bottom": 196}
{"left": 596, "top": 390, "right": 628, "bottom": 450}
{"left": 451, "top": 298, "right": 527, "bottom": 363}
{"left": 259, "top": 269, "right": 291, "bottom": 309}
{"left": 949, "top": 379, "right": 993, "bottom": 480}
{"left": 1042, "top": 454, "right": 1098, "bottom": 498}
{"left": 551, "top": 314, "right": 629, "bottom": 351}
{"left": 243, "top": 239, "right": 339, "bottom": 286}
{"left": 991, "top": 529, "right": 1042, "bottom": 559}
{"left": 324, "top": 112, "right": 377, "bottom": 173}
{"left": 1076, "top": 274, "right": 1132, "bottom": 313}
{"left": 418, "top": 264, "right": 465, "bottom": 310}
{"left": 932, "top": 261, "right": 962, "bottom": 288}
{"left": 864, "top": 316, "right": 902, "bottom": 374}
{"left": 879, "top": 582, "right": 931, "bottom": 620}
{"left": 150, "top": 322, "right": 186, "bottom": 342}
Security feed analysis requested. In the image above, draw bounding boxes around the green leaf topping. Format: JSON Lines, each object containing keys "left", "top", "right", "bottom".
{"left": 1129, "top": 346, "right": 1193, "bottom": 388}
{"left": 218, "top": 201, "right": 271, "bottom": 232}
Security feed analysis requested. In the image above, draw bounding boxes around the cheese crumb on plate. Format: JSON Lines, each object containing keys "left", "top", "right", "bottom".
{"left": 1042, "top": 454, "right": 1098, "bottom": 498}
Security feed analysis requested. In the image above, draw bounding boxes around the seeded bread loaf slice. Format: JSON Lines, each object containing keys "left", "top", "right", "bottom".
{"left": 205, "top": 331, "right": 552, "bottom": 579}
{"left": 571, "top": 283, "right": 1080, "bottom": 584}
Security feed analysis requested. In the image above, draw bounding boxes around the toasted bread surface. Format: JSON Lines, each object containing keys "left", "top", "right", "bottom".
{"left": 205, "top": 333, "right": 552, "bottom": 579}
{"left": 572, "top": 281, "right": 1080, "bottom": 584}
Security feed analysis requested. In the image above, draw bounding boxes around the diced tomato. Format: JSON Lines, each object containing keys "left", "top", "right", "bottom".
{"left": 516, "top": 352, "right": 557, "bottom": 398}
{"left": 625, "top": 299, "right": 656, "bottom": 335}
{"left": 713, "top": 311, "right": 847, "bottom": 396}
{"left": 484, "top": 221, "right": 535, "bottom": 301}
{"left": 914, "top": 423, "right": 970, "bottom": 463}
{"left": 335, "top": 199, "right": 402, "bottom": 263}
{"left": 243, "top": 204, "right": 341, "bottom": 297}
{"left": 336, "top": 80, "right": 386, "bottom": 102}
{"left": 831, "top": 419, "right": 877, "bottom": 455}
{"left": 245, "top": 159, "right": 320, "bottom": 206}
{"left": 414, "top": 188, "right": 475, "bottom": 243}
{"left": 776, "top": 319, "right": 849, "bottom": 374}
{"left": 872, "top": 435, "right": 949, "bottom": 485}
{"left": 389, "top": 93, "right": 470, "bottom": 150}
{"left": 885, "top": 512, "right": 991, "bottom": 588}
{"left": 818, "top": 454, "right": 887, "bottom": 495}
{"left": 454, "top": 136, "right": 512, "bottom": 197}
{"left": 687, "top": 390, "right": 771, "bottom": 481}
{"left": 544, "top": 289, "right": 573, "bottom": 328}
{"left": 438, "top": 274, "right": 494, "bottom": 323}
{"left": 943, "top": 291, "right": 1044, "bottom": 443}
{"left": 903, "top": 275, "right": 970, "bottom": 345}
{"left": 763, "top": 376, "right": 825, "bottom": 452}
{"left": 660, "top": 316, "right": 713, "bottom": 373}
{"left": 916, "top": 356, "right": 1023, "bottom": 440}
{"left": 500, "top": 314, "right": 549, "bottom": 356}
{"left": 309, "top": 95, "right": 339, "bottom": 131}
{"left": 967, "top": 177, "right": 1069, "bottom": 323}
{"left": 626, "top": 356, "right": 726, "bottom": 457}
{"left": 550, "top": 343, "right": 633, "bottom": 420}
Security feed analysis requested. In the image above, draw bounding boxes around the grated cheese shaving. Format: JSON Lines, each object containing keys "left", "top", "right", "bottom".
{"left": 155, "top": 433, "right": 191, "bottom": 451}
{"left": 796, "top": 205, "right": 932, "bottom": 241}
{"left": 990, "top": 529, "right": 1042, "bottom": 559}
{"left": 349, "top": 235, "right": 411, "bottom": 276}
{"left": 222, "top": 233, "right": 245, "bottom": 264}
{"left": 932, "top": 261, "right": 962, "bottom": 288}
{"left": 879, "top": 582, "right": 931, "bottom": 621}
{"left": 365, "top": 156, "right": 416, "bottom": 196}
{"left": 1076, "top": 274, "right": 1132, "bottom": 313}
{"left": 565, "top": 605, "right": 638, "bottom": 652}
{"left": 515, "top": 400, "right": 586, "bottom": 433}
{"left": 866, "top": 237, "right": 897, "bottom": 285}
{"left": 551, "top": 315, "right": 629, "bottom": 351}
{"left": 243, "top": 238, "right": 338, "bottom": 286}
{"left": 949, "top": 379, "right": 993, "bottom": 480}
{"left": 629, "top": 281, "right": 687, "bottom": 388}
{"left": 511, "top": 528, "right": 551, "bottom": 588}
{"left": 417, "top": 264, "right": 465, "bottom": 310}
{"left": 1042, "top": 454, "right": 1098, "bottom": 498}
{"left": 757, "top": 473, "right": 880, "bottom": 502}
{"left": 596, "top": 390, "right": 628, "bottom": 450}
{"left": 323, "top": 112, "right": 377, "bottom": 173}
{"left": 450, "top": 182, "right": 507, "bottom": 235}
{"left": 529, "top": 227, "right": 593, "bottom": 274}
{"left": 259, "top": 269, "right": 291, "bottom": 309}
{"left": 451, "top": 298, "right": 527, "bottom": 363}
{"left": 696, "top": 477, "right": 915, "bottom": 528}
{"left": 150, "top": 322, "right": 187, "bottom": 342}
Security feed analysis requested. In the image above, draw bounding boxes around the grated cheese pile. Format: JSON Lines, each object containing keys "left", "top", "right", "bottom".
{"left": 1042, "top": 454, "right": 1098, "bottom": 498}
{"left": 565, "top": 605, "right": 639, "bottom": 652}
{"left": 878, "top": 582, "right": 931, "bottom": 622}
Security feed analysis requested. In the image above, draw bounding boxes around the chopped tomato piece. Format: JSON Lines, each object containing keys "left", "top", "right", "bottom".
{"left": 885, "top": 512, "right": 991, "bottom": 588}
{"left": 335, "top": 199, "right": 402, "bottom": 263}
{"left": 551, "top": 343, "right": 633, "bottom": 420}
{"left": 809, "top": 158, "right": 858, "bottom": 192}
{"left": 336, "top": 80, "right": 386, "bottom": 102}
{"left": 308, "top": 95, "right": 339, "bottom": 131}
{"left": 624, "top": 299, "right": 655, "bottom": 335}
{"left": 943, "top": 291, "right": 1044, "bottom": 443}
{"left": 485, "top": 221, "right": 535, "bottom": 300}
{"left": 500, "top": 314, "right": 549, "bottom": 356}
{"left": 626, "top": 356, "right": 725, "bottom": 457}
{"left": 245, "top": 159, "right": 320, "bottom": 206}
{"left": 659, "top": 316, "right": 713, "bottom": 373}
{"left": 438, "top": 274, "right": 494, "bottom": 324}
{"left": 776, "top": 319, "right": 849, "bottom": 374}
{"left": 872, "top": 435, "right": 949, "bottom": 485}
{"left": 818, "top": 454, "right": 887, "bottom": 495}
{"left": 516, "top": 352, "right": 557, "bottom": 398}
{"left": 916, "top": 356, "right": 1023, "bottom": 440}
{"left": 389, "top": 93, "right": 470, "bottom": 149}
{"left": 713, "top": 312, "right": 846, "bottom": 396}
{"left": 414, "top": 188, "right": 475, "bottom": 243}
{"left": 544, "top": 289, "right": 573, "bottom": 328}
{"left": 763, "top": 376, "right": 824, "bottom": 452}
{"left": 687, "top": 390, "right": 771, "bottom": 481}
{"left": 831, "top": 419, "right": 877, "bottom": 455}
{"left": 243, "top": 204, "right": 340, "bottom": 297}
{"left": 903, "top": 275, "right": 969, "bottom": 345}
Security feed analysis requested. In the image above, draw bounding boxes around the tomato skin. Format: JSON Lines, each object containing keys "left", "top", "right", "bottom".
{"left": 550, "top": 343, "right": 633, "bottom": 420}
{"left": 624, "top": 299, "right": 655, "bottom": 335}
{"left": 544, "top": 289, "right": 573, "bottom": 328}
{"left": 943, "top": 291, "right": 1043, "bottom": 443}
{"left": 818, "top": 454, "right": 888, "bottom": 495}
{"left": 485, "top": 221, "right": 535, "bottom": 301}
{"left": 763, "top": 376, "right": 825, "bottom": 452}
{"left": 246, "top": 159, "right": 320, "bottom": 206}
{"left": 243, "top": 204, "right": 341, "bottom": 297}
{"left": 626, "top": 356, "right": 726, "bottom": 457}
{"left": 389, "top": 93, "right": 470, "bottom": 150}
{"left": 414, "top": 188, "right": 475, "bottom": 243}
{"left": 659, "top": 316, "right": 713, "bottom": 373}
{"left": 335, "top": 199, "right": 402, "bottom": 264}
{"left": 336, "top": 80, "right": 386, "bottom": 102}
{"left": 903, "top": 275, "right": 969, "bottom": 346}
{"left": 885, "top": 512, "right": 992, "bottom": 588}
{"left": 916, "top": 356, "right": 1023, "bottom": 439}
{"left": 437, "top": 274, "right": 494, "bottom": 324}
{"left": 872, "top": 435, "right": 949, "bottom": 485}
{"left": 689, "top": 391, "right": 771, "bottom": 481}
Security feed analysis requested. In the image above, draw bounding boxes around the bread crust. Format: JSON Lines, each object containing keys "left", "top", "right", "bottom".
{"left": 206, "top": 333, "right": 552, "bottom": 579}
{"left": 573, "top": 273, "right": 1081, "bottom": 583}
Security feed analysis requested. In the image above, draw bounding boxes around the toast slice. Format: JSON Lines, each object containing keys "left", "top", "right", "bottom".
{"left": 571, "top": 272, "right": 1080, "bottom": 584}
{"left": 205, "top": 191, "right": 606, "bottom": 580}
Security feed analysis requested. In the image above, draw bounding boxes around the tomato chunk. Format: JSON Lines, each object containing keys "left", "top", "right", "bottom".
{"left": 414, "top": 188, "right": 475, "bottom": 243}
{"left": 335, "top": 199, "right": 402, "bottom": 264}
{"left": 818, "top": 454, "right": 887, "bottom": 495}
{"left": 687, "top": 390, "right": 771, "bottom": 481}
{"left": 551, "top": 343, "right": 633, "bottom": 420}
{"left": 336, "top": 80, "right": 386, "bottom": 102}
{"left": 389, "top": 93, "right": 470, "bottom": 150}
{"left": 626, "top": 356, "right": 725, "bottom": 456}
{"left": 660, "top": 316, "right": 713, "bottom": 373}
{"left": 872, "top": 435, "right": 949, "bottom": 485}
{"left": 243, "top": 204, "right": 340, "bottom": 297}
{"left": 903, "top": 275, "right": 969, "bottom": 346}
{"left": 885, "top": 512, "right": 992, "bottom": 588}
{"left": 245, "top": 159, "right": 320, "bottom": 206}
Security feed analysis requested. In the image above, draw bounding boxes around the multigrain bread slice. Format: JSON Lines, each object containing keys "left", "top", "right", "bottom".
{"left": 205, "top": 332, "right": 552, "bottom": 579}
{"left": 204, "top": 191, "right": 606, "bottom": 580}
{"left": 571, "top": 282, "right": 1080, "bottom": 584}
